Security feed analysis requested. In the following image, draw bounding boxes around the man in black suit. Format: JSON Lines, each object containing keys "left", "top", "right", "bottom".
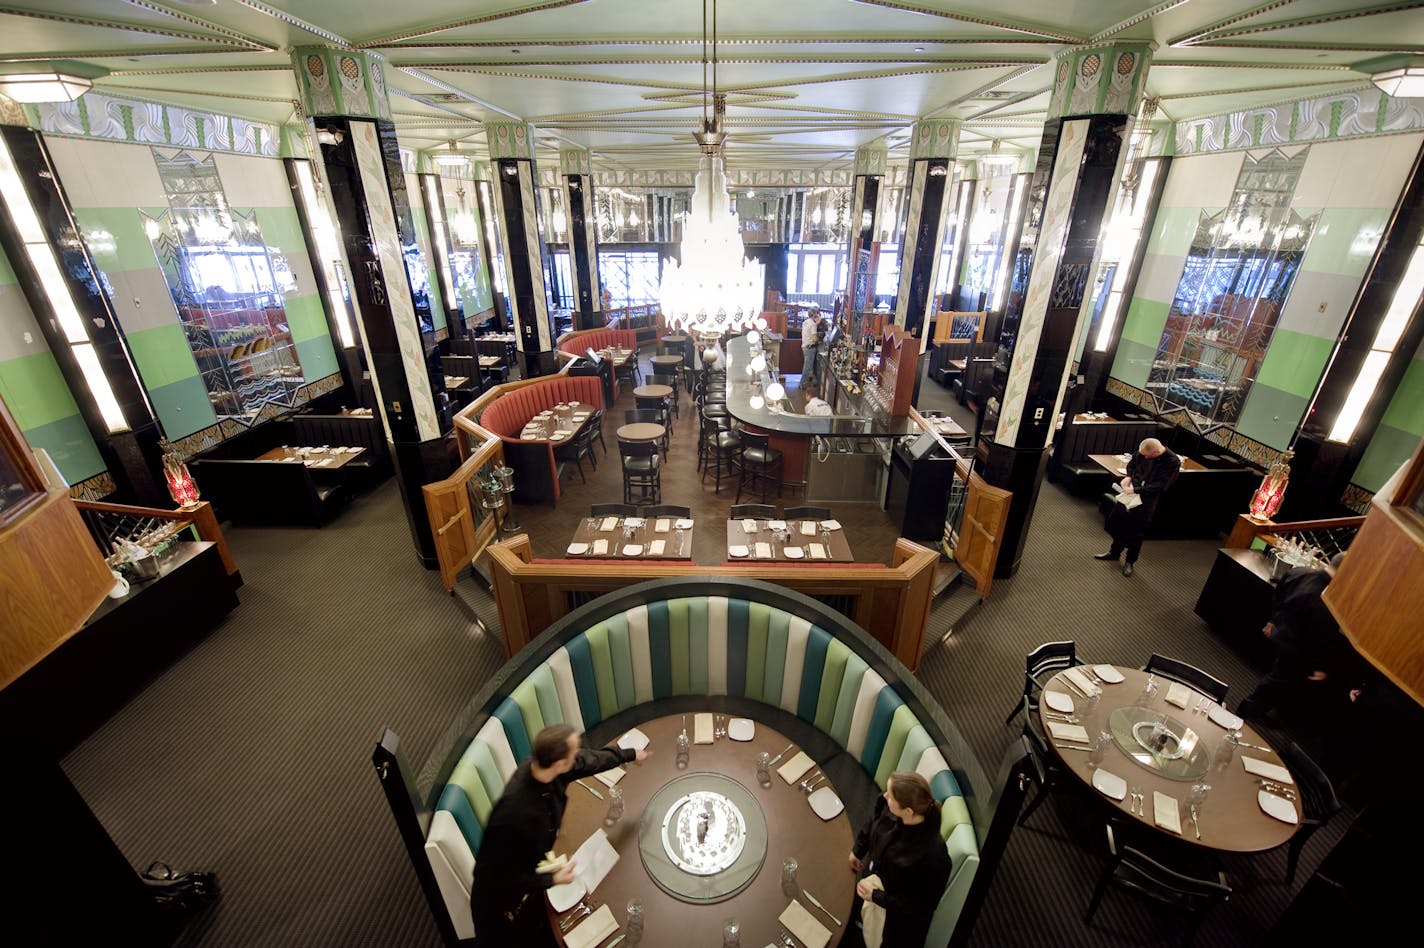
{"left": 1094, "top": 438, "right": 1181, "bottom": 577}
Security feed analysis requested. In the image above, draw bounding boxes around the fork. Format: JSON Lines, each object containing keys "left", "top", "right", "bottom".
{"left": 799, "top": 770, "right": 823, "bottom": 791}
{"left": 802, "top": 774, "right": 827, "bottom": 794}
{"left": 1189, "top": 803, "right": 1202, "bottom": 839}
{"left": 559, "top": 905, "right": 590, "bottom": 932}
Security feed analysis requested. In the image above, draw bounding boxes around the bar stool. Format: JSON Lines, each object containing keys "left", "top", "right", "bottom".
{"left": 698, "top": 404, "right": 733, "bottom": 472}
{"left": 736, "top": 430, "right": 783, "bottom": 503}
{"left": 704, "top": 423, "right": 741, "bottom": 494}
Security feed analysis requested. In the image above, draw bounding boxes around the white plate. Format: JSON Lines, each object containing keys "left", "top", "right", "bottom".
{"left": 728, "top": 718, "right": 755, "bottom": 741}
{"left": 808, "top": 786, "right": 844, "bottom": 820}
{"left": 729, "top": 545, "right": 749, "bottom": 557}
{"left": 551, "top": 432, "right": 568, "bottom": 441}
{"left": 547, "top": 878, "right": 586, "bottom": 912}
{"left": 1094, "top": 664, "right": 1125, "bottom": 683}
{"left": 675, "top": 518, "right": 694, "bottom": 529}
{"left": 1092, "top": 769, "right": 1127, "bottom": 801}
{"left": 567, "top": 543, "right": 589, "bottom": 555}
{"left": 622, "top": 544, "right": 643, "bottom": 556}
{"left": 1208, "top": 705, "right": 1243, "bottom": 730}
{"left": 768, "top": 520, "right": 787, "bottom": 530}
{"left": 783, "top": 546, "right": 804, "bottom": 559}
{"left": 1043, "top": 691, "right": 1074, "bottom": 714}
{"left": 821, "top": 519, "right": 842, "bottom": 530}
{"left": 1258, "top": 789, "right": 1299, "bottom": 824}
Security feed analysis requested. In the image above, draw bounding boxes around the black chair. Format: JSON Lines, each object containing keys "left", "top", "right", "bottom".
{"left": 615, "top": 354, "right": 641, "bottom": 390}
{"left": 1277, "top": 741, "right": 1342, "bottom": 885}
{"left": 784, "top": 505, "right": 832, "bottom": 521}
{"left": 554, "top": 422, "right": 598, "bottom": 483}
{"left": 700, "top": 409, "right": 740, "bottom": 494}
{"left": 730, "top": 504, "right": 777, "bottom": 520}
{"left": 644, "top": 504, "right": 691, "bottom": 519}
{"left": 1004, "top": 640, "right": 1078, "bottom": 726}
{"left": 735, "top": 430, "right": 783, "bottom": 503}
{"left": 1143, "top": 653, "right": 1229, "bottom": 704}
{"left": 625, "top": 408, "right": 671, "bottom": 454}
{"left": 619, "top": 439, "right": 661, "bottom": 506}
{"left": 1084, "top": 823, "right": 1231, "bottom": 946}
{"left": 590, "top": 503, "right": 637, "bottom": 518}
{"left": 1017, "top": 710, "right": 1063, "bottom": 827}
{"left": 589, "top": 409, "right": 607, "bottom": 457}
{"left": 634, "top": 393, "right": 671, "bottom": 429}
{"left": 649, "top": 373, "right": 680, "bottom": 419}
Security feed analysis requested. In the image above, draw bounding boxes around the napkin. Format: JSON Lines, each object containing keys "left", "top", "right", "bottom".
{"left": 618, "top": 728, "right": 650, "bottom": 752}
{"left": 1047, "top": 721, "right": 1090, "bottom": 744}
{"left": 1165, "top": 682, "right": 1192, "bottom": 709}
{"left": 655, "top": 518, "right": 670, "bottom": 532}
{"left": 800, "top": 521, "right": 817, "bottom": 535}
{"left": 648, "top": 539, "right": 666, "bottom": 556}
{"left": 592, "top": 539, "right": 608, "bottom": 555}
{"left": 675, "top": 518, "right": 695, "bottom": 529}
{"left": 694, "top": 712, "right": 714, "bottom": 744}
{"left": 742, "top": 518, "right": 758, "bottom": 531}
{"left": 808, "top": 543, "right": 827, "bottom": 559}
{"left": 755, "top": 542, "right": 772, "bottom": 558}
{"left": 1242, "top": 756, "right": 1294, "bottom": 785}
{"left": 1062, "top": 667, "right": 1102, "bottom": 697}
{"left": 563, "top": 904, "right": 618, "bottom": 948}
{"left": 599, "top": 516, "right": 618, "bottom": 531}
{"left": 779, "top": 899, "right": 832, "bottom": 948}
{"left": 1153, "top": 790, "right": 1182, "bottom": 834}
{"left": 594, "top": 766, "right": 625, "bottom": 788}
{"left": 778, "top": 751, "right": 814, "bottom": 783}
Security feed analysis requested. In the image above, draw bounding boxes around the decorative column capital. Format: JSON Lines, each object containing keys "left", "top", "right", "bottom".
{"left": 486, "top": 121, "right": 535, "bottom": 160}
{"left": 0, "top": 92, "right": 29, "bottom": 128}
{"left": 854, "top": 145, "right": 888, "bottom": 176}
{"left": 559, "top": 147, "right": 593, "bottom": 175}
{"left": 291, "top": 47, "right": 391, "bottom": 120}
{"left": 908, "top": 120, "right": 960, "bottom": 161}
{"left": 1047, "top": 42, "right": 1154, "bottom": 119}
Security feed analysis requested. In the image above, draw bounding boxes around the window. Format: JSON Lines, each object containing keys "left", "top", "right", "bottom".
{"left": 548, "top": 249, "right": 574, "bottom": 310}
{"left": 599, "top": 250, "right": 662, "bottom": 306}
{"left": 787, "top": 243, "right": 845, "bottom": 301}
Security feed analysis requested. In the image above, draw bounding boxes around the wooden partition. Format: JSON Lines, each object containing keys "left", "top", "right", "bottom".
{"left": 486, "top": 536, "right": 940, "bottom": 670}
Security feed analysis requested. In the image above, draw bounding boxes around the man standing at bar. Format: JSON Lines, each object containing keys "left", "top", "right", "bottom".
{"left": 470, "top": 724, "right": 650, "bottom": 945}
{"left": 1094, "top": 438, "right": 1180, "bottom": 577}
{"left": 801, "top": 304, "right": 822, "bottom": 388}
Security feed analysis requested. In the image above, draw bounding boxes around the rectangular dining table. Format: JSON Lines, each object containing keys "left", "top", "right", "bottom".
{"left": 725, "top": 518, "right": 854, "bottom": 563}
{"left": 566, "top": 515, "right": 694, "bottom": 560}
{"left": 256, "top": 445, "right": 366, "bottom": 470}
{"left": 519, "top": 407, "right": 594, "bottom": 443}
{"left": 1088, "top": 452, "right": 1207, "bottom": 477}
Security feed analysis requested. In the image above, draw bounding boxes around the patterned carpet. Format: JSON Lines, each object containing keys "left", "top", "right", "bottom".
{"left": 60, "top": 354, "right": 1346, "bottom": 946}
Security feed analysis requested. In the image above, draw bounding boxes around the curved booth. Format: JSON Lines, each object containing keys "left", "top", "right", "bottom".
{"left": 373, "top": 578, "right": 992, "bottom": 946}
{"left": 474, "top": 375, "right": 605, "bottom": 504}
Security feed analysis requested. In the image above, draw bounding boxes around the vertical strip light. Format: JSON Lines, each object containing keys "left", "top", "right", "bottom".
{"left": 0, "top": 133, "right": 128, "bottom": 432}
{"left": 1328, "top": 232, "right": 1424, "bottom": 442}
{"left": 422, "top": 174, "right": 457, "bottom": 307}
{"left": 291, "top": 159, "right": 355, "bottom": 348}
{"left": 989, "top": 174, "right": 1029, "bottom": 312}
{"left": 1093, "top": 158, "right": 1162, "bottom": 351}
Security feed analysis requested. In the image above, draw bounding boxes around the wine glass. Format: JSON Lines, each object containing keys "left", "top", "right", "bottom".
{"left": 1141, "top": 673, "right": 1159, "bottom": 701}
{"left": 626, "top": 898, "right": 644, "bottom": 944}
{"left": 755, "top": 751, "right": 772, "bottom": 787}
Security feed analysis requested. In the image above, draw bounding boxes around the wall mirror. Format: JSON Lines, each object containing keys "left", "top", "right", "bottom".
{"left": 1149, "top": 148, "right": 1316, "bottom": 430}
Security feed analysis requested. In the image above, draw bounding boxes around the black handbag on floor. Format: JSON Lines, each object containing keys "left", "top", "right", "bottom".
{"left": 141, "top": 861, "right": 220, "bottom": 913}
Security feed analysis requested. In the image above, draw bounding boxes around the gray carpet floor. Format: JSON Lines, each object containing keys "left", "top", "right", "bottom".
{"left": 60, "top": 355, "right": 1345, "bottom": 946}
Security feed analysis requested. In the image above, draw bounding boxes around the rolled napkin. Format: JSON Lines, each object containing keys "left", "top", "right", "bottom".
{"left": 800, "top": 521, "right": 817, "bottom": 535}
{"left": 779, "top": 899, "right": 832, "bottom": 948}
{"left": 591, "top": 539, "right": 608, "bottom": 555}
{"left": 599, "top": 516, "right": 618, "bottom": 531}
{"left": 648, "top": 539, "right": 666, "bottom": 556}
{"left": 655, "top": 518, "right": 670, "bottom": 532}
{"left": 778, "top": 751, "right": 814, "bottom": 783}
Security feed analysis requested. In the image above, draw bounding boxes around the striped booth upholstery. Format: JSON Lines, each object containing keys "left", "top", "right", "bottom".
{"left": 382, "top": 579, "right": 988, "bottom": 947}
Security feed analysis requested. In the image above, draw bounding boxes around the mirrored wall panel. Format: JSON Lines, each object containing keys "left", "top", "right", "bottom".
{"left": 146, "top": 149, "right": 304, "bottom": 422}
{"left": 1150, "top": 148, "right": 1316, "bottom": 429}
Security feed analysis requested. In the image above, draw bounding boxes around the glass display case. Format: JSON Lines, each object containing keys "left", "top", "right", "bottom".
{"left": 145, "top": 149, "right": 305, "bottom": 422}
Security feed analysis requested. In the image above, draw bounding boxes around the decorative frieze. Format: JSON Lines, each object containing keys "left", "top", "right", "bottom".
{"left": 1175, "top": 86, "right": 1424, "bottom": 156}
{"left": 33, "top": 91, "right": 279, "bottom": 156}
{"left": 292, "top": 47, "right": 392, "bottom": 121}
{"left": 1047, "top": 43, "right": 1154, "bottom": 119}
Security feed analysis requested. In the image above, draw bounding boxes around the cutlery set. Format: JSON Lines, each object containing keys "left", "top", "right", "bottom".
{"left": 1128, "top": 788, "right": 1145, "bottom": 816}
{"left": 802, "top": 887, "right": 841, "bottom": 926}
{"left": 558, "top": 897, "right": 598, "bottom": 932}
{"left": 1045, "top": 711, "right": 1081, "bottom": 724}
{"left": 1189, "top": 803, "right": 1202, "bottom": 840}
{"left": 1258, "top": 779, "right": 1296, "bottom": 799}
{"left": 767, "top": 743, "right": 794, "bottom": 767}
{"left": 799, "top": 771, "right": 826, "bottom": 793}
{"left": 1228, "top": 731, "right": 1273, "bottom": 752}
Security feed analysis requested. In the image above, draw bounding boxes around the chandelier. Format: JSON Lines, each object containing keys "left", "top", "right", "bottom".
{"left": 659, "top": 0, "right": 764, "bottom": 336}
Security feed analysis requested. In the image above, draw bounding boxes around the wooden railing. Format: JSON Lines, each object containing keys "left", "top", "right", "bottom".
{"left": 487, "top": 536, "right": 941, "bottom": 670}
{"left": 75, "top": 499, "right": 237, "bottom": 578}
{"left": 1224, "top": 513, "right": 1366, "bottom": 552}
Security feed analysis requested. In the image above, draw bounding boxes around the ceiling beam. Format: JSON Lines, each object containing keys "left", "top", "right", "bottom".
{"left": 228, "top": 0, "right": 353, "bottom": 46}
{"left": 390, "top": 56, "right": 1050, "bottom": 67}
{"left": 923, "top": 63, "right": 1045, "bottom": 118}
{"left": 1167, "top": 0, "right": 1305, "bottom": 48}
{"left": 0, "top": 46, "right": 260, "bottom": 62}
{"left": 847, "top": 1, "right": 1084, "bottom": 43}
{"left": 1181, "top": 1, "right": 1424, "bottom": 47}
{"left": 358, "top": 0, "right": 593, "bottom": 48}
{"left": 120, "top": 0, "right": 275, "bottom": 51}
{"left": 374, "top": 34, "right": 1062, "bottom": 50}
{"left": 1090, "top": 0, "right": 1198, "bottom": 43}
{"left": 0, "top": 4, "right": 269, "bottom": 50}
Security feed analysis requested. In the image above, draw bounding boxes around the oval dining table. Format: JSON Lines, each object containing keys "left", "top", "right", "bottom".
{"left": 550, "top": 714, "right": 854, "bottom": 946}
{"left": 1037, "top": 664, "right": 1302, "bottom": 853}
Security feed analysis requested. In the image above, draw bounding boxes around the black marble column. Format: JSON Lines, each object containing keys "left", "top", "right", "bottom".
{"left": 846, "top": 145, "right": 886, "bottom": 314}
{"left": 893, "top": 122, "right": 959, "bottom": 339}
{"left": 560, "top": 148, "right": 603, "bottom": 331}
{"left": 0, "top": 125, "right": 165, "bottom": 504}
{"left": 487, "top": 122, "right": 557, "bottom": 377}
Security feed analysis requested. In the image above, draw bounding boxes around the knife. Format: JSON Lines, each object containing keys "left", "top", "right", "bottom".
{"left": 767, "top": 742, "right": 795, "bottom": 766}
{"left": 604, "top": 935, "right": 626, "bottom": 948}
{"left": 803, "top": 889, "right": 841, "bottom": 926}
{"left": 577, "top": 779, "right": 604, "bottom": 799}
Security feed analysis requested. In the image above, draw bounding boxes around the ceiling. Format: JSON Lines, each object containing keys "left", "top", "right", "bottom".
{"left": 3, "top": 0, "right": 1422, "bottom": 171}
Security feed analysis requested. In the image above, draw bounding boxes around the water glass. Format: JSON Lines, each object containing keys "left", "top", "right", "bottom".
{"left": 722, "top": 918, "right": 741, "bottom": 948}
{"left": 1089, "top": 730, "right": 1111, "bottom": 770}
{"left": 781, "top": 857, "right": 798, "bottom": 895}
{"left": 755, "top": 751, "right": 772, "bottom": 787}
{"left": 1141, "top": 673, "right": 1159, "bottom": 701}
{"left": 1188, "top": 782, "right": 1211, "bottom": 807}
{"left": 604, "top": 786, "right": 624, "bottom": 826}
{"left": 626, "top": 898, "right": 644, "bottom": 944}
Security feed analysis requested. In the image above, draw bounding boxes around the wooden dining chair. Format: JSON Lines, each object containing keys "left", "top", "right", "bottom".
{"left": 1143, "top": 654, "right": 1229, "bottom": 704}
{"left": 1004, "top": 641, "right": 1079, "bottom": 725}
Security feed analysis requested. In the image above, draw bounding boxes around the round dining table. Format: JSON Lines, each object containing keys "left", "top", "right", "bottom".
{"left": 616, "top": 422, "right": 666, "bottom": 443}
{"left": 650, "top": 354, "right": 685, "bottom": 374}
{"left": 550, "top": 714, "right": 853, "bottom": 947}
{"left": 1037, "top": 665, "right": 1302, "bottom": 853}
{"left": 633, "top": 384, "right": 674, "bottom": 400}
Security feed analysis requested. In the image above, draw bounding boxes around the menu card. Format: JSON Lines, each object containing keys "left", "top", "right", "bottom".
{"left": 755, "top": 542, "right": 772, "bottom": 558}
{"left": 591, "top": 539, "right": 608, "bottom": 555}
{"left": 1046, "top": 721, "right": 1090, "bottom": 744}
{"left": 808, "top": 543, "right": 828, "bottom": 559}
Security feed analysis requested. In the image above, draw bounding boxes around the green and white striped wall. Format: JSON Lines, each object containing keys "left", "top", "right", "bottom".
{"left": 404, "top": 170, "right": 448, "bottom": 337}
{"left": 0, "top": 241, "right": 106, "bottom": 485}
{"left": 1111, "top": 134, "right": 1424, "bottom": 453}
{"left": 44, "top": 137, "right": 339, "bottom": 443}
{"left": 1353, "top": 335, "right": 1424, "bottom": 494}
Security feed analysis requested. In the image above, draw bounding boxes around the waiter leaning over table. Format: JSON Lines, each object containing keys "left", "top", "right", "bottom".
{"left": 470, "top": 724, "right": 650, "bottom": 946}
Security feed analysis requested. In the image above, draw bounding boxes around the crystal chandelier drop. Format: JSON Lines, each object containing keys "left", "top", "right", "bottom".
{"left": 659, "top": 0, "right": 763, "bottom": 336}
